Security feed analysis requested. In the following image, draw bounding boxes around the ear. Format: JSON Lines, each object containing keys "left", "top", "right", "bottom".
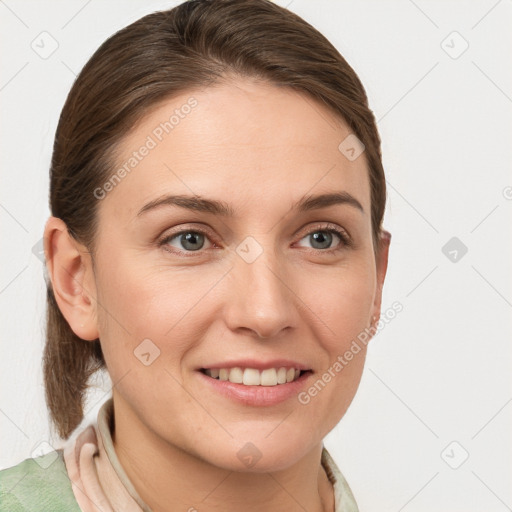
{"left": 43, "top": 217, "right": 99, "bottom": 341}
{"left": 370, "top": 229, "right": 391, "bottom": 327}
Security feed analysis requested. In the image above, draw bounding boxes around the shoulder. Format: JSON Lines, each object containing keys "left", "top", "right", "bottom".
{"left": 0, "top": 450, "right": 80, "bottom": 512}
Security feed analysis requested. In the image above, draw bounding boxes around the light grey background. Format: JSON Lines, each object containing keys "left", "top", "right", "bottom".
{"left": 1, "top": 1, "right": 511, "bottom": 510}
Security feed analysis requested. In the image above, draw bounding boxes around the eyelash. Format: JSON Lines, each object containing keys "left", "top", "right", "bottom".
{"left": 157, "top": 223, "right": 352, "bottom": 256}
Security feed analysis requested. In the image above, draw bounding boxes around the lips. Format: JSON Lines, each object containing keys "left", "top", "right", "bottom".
{"left": 196, "top": 365, "right": 313, "bottom": 406}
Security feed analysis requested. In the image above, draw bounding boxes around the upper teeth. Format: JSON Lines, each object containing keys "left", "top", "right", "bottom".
{"left": 204, "top": 367, "right": 301, "bottom": 386}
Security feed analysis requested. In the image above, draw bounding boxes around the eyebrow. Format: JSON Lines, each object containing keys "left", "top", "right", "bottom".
{"left": 136, "top": 191, "right": 364, "bottom": 217}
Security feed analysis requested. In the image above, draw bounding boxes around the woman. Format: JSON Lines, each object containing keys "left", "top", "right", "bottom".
{"left": 0, "top": 0, "right": 390, "bottom": 510}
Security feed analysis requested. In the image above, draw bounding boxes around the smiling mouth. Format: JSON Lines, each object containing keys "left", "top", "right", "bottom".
{"left": 199, "top": 367, "right": 312, "bottom": 386}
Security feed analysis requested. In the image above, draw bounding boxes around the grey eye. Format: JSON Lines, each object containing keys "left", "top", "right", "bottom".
{"left": 168, "top": 231, "right": 207, "bottom": 251}
{"left": 298, "top": 230, "right": 341, "bottom": 250}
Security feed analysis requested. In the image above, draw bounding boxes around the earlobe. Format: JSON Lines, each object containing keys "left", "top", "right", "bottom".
{"left": 43, "top": 217, "right": 99, "bottom": 341}
{"left": 370, "top": 229, "right": 391, "bottom": 327}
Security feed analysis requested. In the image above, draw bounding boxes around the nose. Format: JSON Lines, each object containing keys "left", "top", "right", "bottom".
{"left": 222, "top": 249, "right": 299, "bottom": 339}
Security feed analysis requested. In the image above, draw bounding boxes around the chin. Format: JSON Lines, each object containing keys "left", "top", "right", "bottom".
{"left": 196, "top": 434, "right": 319, "bottom": 473}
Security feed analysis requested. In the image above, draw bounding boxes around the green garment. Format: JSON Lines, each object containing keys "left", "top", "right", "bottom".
{"left": 0, "top": 450, "right": 80, "bottom": 512}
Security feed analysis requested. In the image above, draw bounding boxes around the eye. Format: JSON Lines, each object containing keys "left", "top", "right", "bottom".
{"left": 296, "top": 224, "right": 351, "bottom": 252}
{"left": 158, "top": 223, "right": 351, "bottom": 256}
{"left": 160, "top": 229, "right": 213, "bottom": 253}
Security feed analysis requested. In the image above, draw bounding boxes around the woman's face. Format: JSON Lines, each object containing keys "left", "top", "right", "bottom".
{"left": 84, "top": 79, "right": 389, "bottom": 471}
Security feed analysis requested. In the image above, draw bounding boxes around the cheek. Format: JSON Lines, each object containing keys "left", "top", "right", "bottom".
{"left": 95, "top": 246, "right": 182, "bottom": 327}
{"left": 292, "top": 260, "right": 375, "bottom": 424}
{"left": 298, "top": 257, "right": 376, "bottom": 344}
{"left": 93, "top": 253, "right": 223, "bottom": 371}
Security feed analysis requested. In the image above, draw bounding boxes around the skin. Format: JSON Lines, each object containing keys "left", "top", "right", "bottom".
{"left": 45, "top": 78, "right": 390, "bottom": 512}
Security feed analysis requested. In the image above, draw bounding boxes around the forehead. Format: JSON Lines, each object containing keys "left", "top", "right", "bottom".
{"left": 101, "top": 79, "right": 371, "bottom": 219}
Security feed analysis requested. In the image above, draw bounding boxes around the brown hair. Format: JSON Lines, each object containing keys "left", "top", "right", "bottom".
{"left": 44, "top": 0, "right": 387, "bottom": 439}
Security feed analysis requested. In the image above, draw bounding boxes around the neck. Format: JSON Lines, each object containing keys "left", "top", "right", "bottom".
{"left": 111, "top": 397, "right": 334, "bottom": 512}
